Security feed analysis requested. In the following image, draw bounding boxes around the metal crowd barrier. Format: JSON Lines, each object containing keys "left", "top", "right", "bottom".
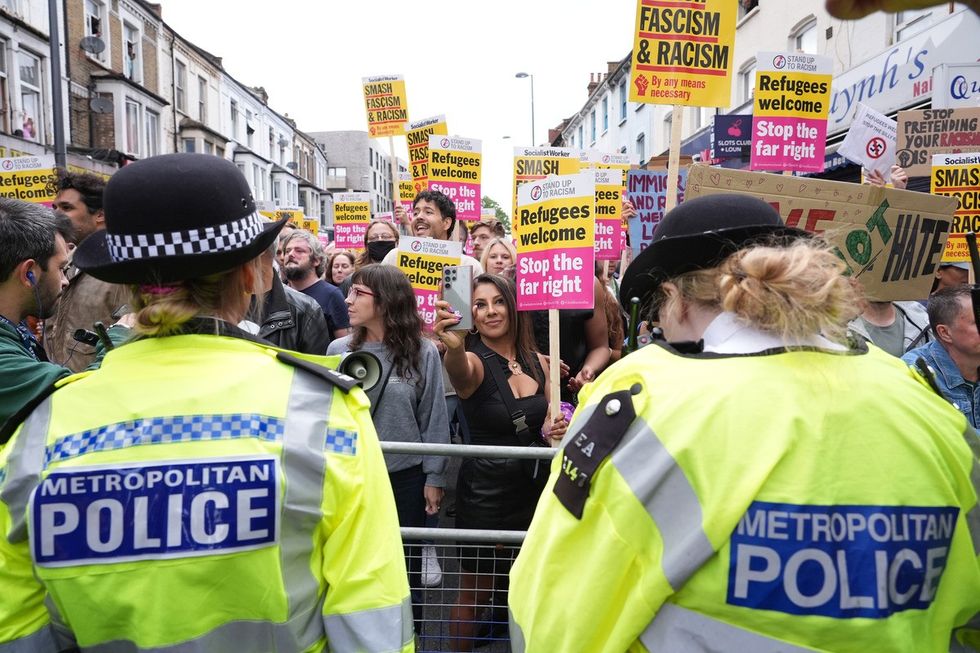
{"left": 380, "top": 441, "right": 557, "bottom": 652}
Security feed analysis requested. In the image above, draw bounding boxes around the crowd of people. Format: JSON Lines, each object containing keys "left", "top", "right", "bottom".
{"left": 0, "top": 151, "right": 977, "bottom": 652}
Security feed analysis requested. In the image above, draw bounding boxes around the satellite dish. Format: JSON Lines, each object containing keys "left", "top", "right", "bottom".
{"left": 80, "top": 36, "right": 106, "bottom": 54}
{"left": 277, "top": 137, "right": 289, "bottom": 148}
{"left": 89, "top": 97, "right": 113, "bottom": 114}
{"left": 286, "top": 161, "right": 298, "bottom": 170}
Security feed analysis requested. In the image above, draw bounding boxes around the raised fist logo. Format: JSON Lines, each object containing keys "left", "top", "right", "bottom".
{"left": 634, "top": 75, "right": 649, "bottom": 97}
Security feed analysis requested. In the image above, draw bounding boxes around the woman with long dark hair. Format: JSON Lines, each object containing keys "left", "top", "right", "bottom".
{"left": 433, "top": 273, "right": 568, "bottom": 650}
{"left": 326, "top": 263, "right": 448, "bottom": 623}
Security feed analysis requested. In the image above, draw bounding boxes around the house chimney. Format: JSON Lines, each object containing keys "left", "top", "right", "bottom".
{"left": 587, "top": 73, "right": 600, "bottom": 96}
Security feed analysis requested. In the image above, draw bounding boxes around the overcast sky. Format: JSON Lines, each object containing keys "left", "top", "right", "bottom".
{"left": 160, "top": 0, "right": 636, "bottom": 213}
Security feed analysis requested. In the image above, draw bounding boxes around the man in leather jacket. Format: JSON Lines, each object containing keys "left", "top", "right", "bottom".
{"left": 255, "top": 242, "right": 330, "bottom": 355}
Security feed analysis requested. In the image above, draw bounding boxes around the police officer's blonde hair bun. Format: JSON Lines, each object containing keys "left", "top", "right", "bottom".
{"left": 717, "top": 240, "right": 862, "bottom": 343}
{"left": 130, "top": 259, "right": 264, "bottom": 337}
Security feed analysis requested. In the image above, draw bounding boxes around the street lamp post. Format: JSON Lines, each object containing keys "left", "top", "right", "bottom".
{"left": 515, "top": 72, "right": 535, "bottom": 146}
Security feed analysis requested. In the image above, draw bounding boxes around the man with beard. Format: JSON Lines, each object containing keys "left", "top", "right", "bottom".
{"left": 45, "top": 170, "right": 129, "bottom": 371}
{"left": 281, "top": 229, "right": 349, "bottom": 340}
{"left": 0, "top": 200, "right": 128, "bottom": 427}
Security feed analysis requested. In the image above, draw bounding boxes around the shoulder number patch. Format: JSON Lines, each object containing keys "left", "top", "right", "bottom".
{"left": 553, "top": 389, "right": 636, "bottom": 519}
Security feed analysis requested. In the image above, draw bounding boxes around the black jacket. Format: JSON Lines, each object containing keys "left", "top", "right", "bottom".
{"left": 258, "top": 276, "right": 331, "bottom": 355}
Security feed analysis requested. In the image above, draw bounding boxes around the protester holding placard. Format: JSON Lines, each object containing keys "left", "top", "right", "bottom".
{"left": 433, "top": 274, "right": 567, "bottom": 652}
{"left": 509, "top": 194, "right": 980, "bottom": 653}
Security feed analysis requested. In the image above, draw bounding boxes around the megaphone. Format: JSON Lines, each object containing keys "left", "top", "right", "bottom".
{"left": 338, "top": 351, "right": 382, "bottom": 391}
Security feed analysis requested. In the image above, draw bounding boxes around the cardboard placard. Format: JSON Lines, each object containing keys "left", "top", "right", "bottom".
{"left": 629, "top": 0, "right": 736, "bottom": 107}
{"left": 685, "top": 165, "right": 958, "bottom": 301}
{"left": 594, "top": 169, "right": 624, "bottom": 261}
{"left": 896, "top": 107, "right": 980, "bottom": 177}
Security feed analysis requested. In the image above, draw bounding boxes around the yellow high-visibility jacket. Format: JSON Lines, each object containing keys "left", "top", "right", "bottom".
{"left": 510, "top": 341, "right": 980, "bottom": 653}
{"left": 0, "top": 331, "right": 413, "bottom": 653}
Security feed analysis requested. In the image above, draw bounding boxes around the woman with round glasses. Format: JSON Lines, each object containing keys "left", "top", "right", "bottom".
{"left": 327, "top": 263, "right": 449, "bottom": 628}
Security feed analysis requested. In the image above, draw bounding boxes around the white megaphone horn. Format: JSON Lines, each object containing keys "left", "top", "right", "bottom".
{"left": 338, "top": 351, "right": 383, "bottom": 391}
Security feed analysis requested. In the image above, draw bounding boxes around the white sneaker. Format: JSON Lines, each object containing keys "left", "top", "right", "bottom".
{"left": 421, "top": 545, "right": 443, "bottom": 587}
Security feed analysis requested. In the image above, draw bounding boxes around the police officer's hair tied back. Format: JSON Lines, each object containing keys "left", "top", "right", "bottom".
{"left": 130, "top": 258, "right": 263, "bottom": 338}
{"left": 661, "top": 239, "right": 863, "bottom": 345}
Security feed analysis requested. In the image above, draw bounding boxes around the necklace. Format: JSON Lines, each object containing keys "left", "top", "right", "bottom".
{"left": 508, "top": 359, "right": 524, "bottom": 376}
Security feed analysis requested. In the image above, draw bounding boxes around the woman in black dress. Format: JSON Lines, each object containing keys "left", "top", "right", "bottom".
{"left": 434, "top": 273, "right": 567, "bottom": 650}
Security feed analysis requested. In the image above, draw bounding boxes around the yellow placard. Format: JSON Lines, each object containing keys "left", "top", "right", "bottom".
{"left": 362, "top": 75, "right": 409, "bottom": 138}
{"left": 0, "top": 155, "right": 57, "bottom": 203}
{"left": 512, "top": 147, "right": 582, "bottom": 232}
{"left": 398, "top": 172, "right": 415, "bottom": 207}
{"left": 629, "top": 0, "right": 736, "bottom": 107}
{"left": 407, "top": 115, "right": 448, "bottom": 192}
{"left": 515, "top": 195, "right": 595, "bottom": 255}
{"left": 754, "top": 71, "right": 833, "bottom": 119}
{"left": 933, "top": 152, "right": 980, "bottom": 262}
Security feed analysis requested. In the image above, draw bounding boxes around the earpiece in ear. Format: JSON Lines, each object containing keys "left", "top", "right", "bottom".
{"left": 26, "top": 271, "right": 36, "bottom": 286}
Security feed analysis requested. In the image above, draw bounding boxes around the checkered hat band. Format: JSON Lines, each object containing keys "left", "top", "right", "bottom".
{"left": 106, "top": 213, "right": 264, "bottom": 262}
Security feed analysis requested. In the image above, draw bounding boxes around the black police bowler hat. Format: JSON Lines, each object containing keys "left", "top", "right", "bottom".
{"left": 619, "top": 194, "right": 809, "bottom": 311}
{"left": 74, "top": 153, "right": 289, "bottom": 284}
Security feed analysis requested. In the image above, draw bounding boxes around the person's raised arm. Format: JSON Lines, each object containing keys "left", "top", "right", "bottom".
{"left": 432, "top": 300, "right": 483, "bottom": 399}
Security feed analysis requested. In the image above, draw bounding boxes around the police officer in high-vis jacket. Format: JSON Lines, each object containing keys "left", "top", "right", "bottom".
{"left": 509, "top": 194, "right": 980, "bottom": 653}
{"left": 0, "top": 154, "right": 414, "bottom": 653}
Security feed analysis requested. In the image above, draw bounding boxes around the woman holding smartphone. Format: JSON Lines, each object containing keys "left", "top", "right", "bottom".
{"left": 434, "top": 273, "right": 568, "bottom": 650}
{"left": 326, "top": 263, "right": 449, "bottom": 627}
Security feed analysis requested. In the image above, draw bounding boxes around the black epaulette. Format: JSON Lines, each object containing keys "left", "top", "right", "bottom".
{"left": 553, "top": 387, "right": 638, "bottom": 519}
{"left": 0, "top": 382, "right": 60, "bottom": 446}
{"left": 277, "top": 351, "right": 357, "bottom": 393}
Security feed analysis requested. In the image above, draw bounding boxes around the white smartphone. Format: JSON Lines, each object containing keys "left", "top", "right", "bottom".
{"left": 442, "top": 265, "right": 474, "bottom": 332}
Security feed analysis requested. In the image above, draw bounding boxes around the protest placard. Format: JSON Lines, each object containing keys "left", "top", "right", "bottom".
{"left": 407, "top": 115, "right": 448, "bottom": 192}
{"left": 713, "top": 114, "right": 751, "bottom": 159}
{"left": 515, "top": 172, "right": 595, "bottom": 311}
{"left": 0, "top": 155, "right": 57, "bottom": 204}
{"left": 257, "top": 206, "right": 317, "bottom": 234}
{"left": 896, "top": 107, "right": 980, "bottom": 177}
{"left": 686, "top": 165, "right": 958, "bottom": 301}
{"left": 395, "top": 236, "right": 461, "bottom": 329}
{"left": 398, "top": 171, "right": 415, "bottom": 212}
{"left": 333, "top": 192, "right": 371, "bottom": 250}
{"left": 512, "top": 147, "right": 582, "bottom": 228}
{"left": 838, "top": 103, "right": 897, "bottom": 176}
{"left": 628, "top": 0, "right": 736, "bottom": 107}
{"left": 428, "top": 136, "right": 481, "bottom": 221}
{"left": 375, "top": 211, "right": 394, "bottom": 223}
{"left": 594, "top": 169, "right": 624, "bottom": 261}
{"left": 626, "top": 168, "right": 688, "bottom": 257}
{"left": 932, "top": 152, "right": 980, "bottom": 262}
{"left": 362, "top": 75, "right": 408, "bottom": 137}
{"left": 750, "top": 52, "right": 832, "bottom": 173}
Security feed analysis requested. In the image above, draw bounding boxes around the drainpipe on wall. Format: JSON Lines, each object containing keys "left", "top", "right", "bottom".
{"left": 170, "top": 30, "right": 178, "bottom": 152}
{"left": 47, "top": 0, "right": 67, "bottom": 168}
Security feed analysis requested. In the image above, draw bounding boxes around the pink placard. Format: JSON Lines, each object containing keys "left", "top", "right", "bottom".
{"left": 595, "top": 219, "right": 622, "bottom": 261}
{"left": 750, "top": 116, "right": 827, "bottom": 173}
{"left": 516, "top": 247, "right": 594, "bottom": 311}
{"left": 428, "top": 180, "right": 480, "bottom": 220}
{"left": 334, "top": 222, "right": 368, "bottom": 250}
